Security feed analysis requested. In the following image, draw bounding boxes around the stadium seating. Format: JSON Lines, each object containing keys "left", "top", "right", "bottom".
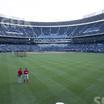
{"left": 0, "top": 13, "right": 104, "bottom": 52}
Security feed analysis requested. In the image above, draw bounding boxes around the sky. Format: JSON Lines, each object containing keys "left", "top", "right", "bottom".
{"left": 0, "top": 0, "right": 104, "bottom": 22}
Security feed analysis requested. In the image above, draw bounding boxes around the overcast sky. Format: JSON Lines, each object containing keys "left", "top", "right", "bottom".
{"left": 0, "top": 0, "right": 104, "bottom": 22}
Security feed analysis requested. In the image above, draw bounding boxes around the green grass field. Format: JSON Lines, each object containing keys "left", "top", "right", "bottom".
{"left": 0, "top": 52, "right": 104, "bottom": 104}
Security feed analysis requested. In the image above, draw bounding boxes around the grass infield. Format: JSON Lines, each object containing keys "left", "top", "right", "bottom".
{"left": 0, "top": 52, "right": 104, "bottom": 104}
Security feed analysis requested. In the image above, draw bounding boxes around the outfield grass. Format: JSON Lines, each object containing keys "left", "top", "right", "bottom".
{"left": 0, "top": 52, "right": 104, "bottom": 104}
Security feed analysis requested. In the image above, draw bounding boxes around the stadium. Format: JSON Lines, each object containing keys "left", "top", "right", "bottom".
{"left": 0, "top": 2, "right": 104, "bottom": 104}
{"left": 0, "top": 13, "right": 104, "bottom": 52}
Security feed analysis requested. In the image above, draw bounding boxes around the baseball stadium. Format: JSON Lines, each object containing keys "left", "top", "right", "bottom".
{"left": 0, "top": 1, "right": 104, "bottom": 104}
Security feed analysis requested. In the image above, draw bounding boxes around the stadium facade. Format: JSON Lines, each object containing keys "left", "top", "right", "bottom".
{"left": 0, "top": 13, "right": 104, "bottom": 52}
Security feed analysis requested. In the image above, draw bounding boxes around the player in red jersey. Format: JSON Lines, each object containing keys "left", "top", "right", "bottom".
{"left": 17, "top": 67, "right": 23, "bottom": 83}
{"left": 24, "top": 67, "right": 29, "bottom": 83}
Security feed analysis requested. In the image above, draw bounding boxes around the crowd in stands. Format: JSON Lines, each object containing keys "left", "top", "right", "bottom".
{"left": 0, "top": 43, "right": 104, "bottom": 53}
{"left": 0, "top": 44, "right": 39, "bottom": 52}
{"left": 0, "top": 20, "right": 104, "bottom": 38}
{"left": 0, "top": 14, "right": 104, "bottom": 53}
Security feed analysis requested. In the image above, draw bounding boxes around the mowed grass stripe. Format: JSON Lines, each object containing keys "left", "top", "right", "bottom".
{"left": 80, "top": 75, "right": 104, "bottom": 104}
{"left": 16, "top": 59, "right": 56, "bottom": 104}
{"left": 0, "top": 54, "right": 12, "bottom": 104}
{"left": 13, "top": 56, "right": 63, "bottom": 104}
{"left": 0, "top": 53, "right": 104, "bottom": 104}
{"left": 25, "top": 52, "right": 104, "bottom": 104}
{"left": 0, "top": 54, "right": 37, "bottom": 104}
{"left": 13, "top": 54, "right": 88, "bottom": 104}
{"left": 10, "top": 55, "right": 58, "bottom": 104}
{"left": 14, "top": 53, "right": 104, "bottom": 103}
{"left": 27, "top": 53, "right": 104, "bottom": 96}
{"left": 26, "top": 55, "right": 88, "bottom": 104}
{"left": 31, "top": 66, "right": 88, "bottom": 104}
{"left": 7, "top": 56, "right": 40, "bottom": 104}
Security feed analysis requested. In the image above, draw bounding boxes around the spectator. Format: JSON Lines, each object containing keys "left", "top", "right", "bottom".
{"left": 24, "top": 67, "right": 29, "bottom": 83}
{"left": 17, "top": 67, "right": 23, "bottom": 83}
